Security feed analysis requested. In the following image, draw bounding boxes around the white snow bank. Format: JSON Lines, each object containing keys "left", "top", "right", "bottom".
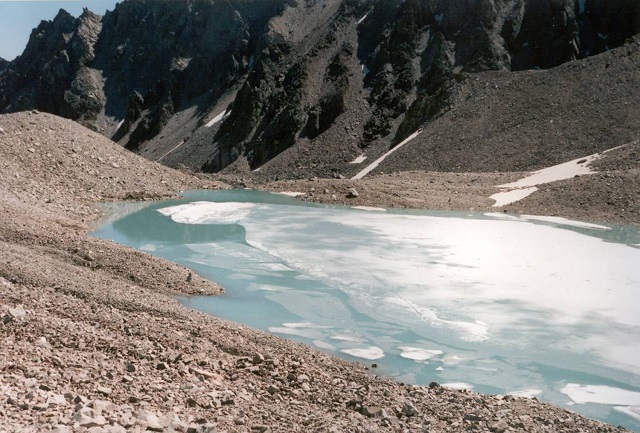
{"left": 277, "top": 191, "right": 305, "bottom": 197}
{"left": 497, "top": 154, "right": 601, "bottom": 189}
{"left": 490, "top": 146, "right": 621, "bottom": 207}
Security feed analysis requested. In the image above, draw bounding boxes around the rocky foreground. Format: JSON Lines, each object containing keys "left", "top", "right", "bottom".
{"left": 0, "top": 111, "right": 632, "bottom": 432}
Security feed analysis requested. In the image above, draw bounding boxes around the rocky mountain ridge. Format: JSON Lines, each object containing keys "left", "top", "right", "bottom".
{"left": 1, "top": 0, "right": 639, "bottom": 178}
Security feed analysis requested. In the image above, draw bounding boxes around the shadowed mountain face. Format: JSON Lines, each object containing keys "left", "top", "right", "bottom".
{"left": 1, "top": 0, "right": 639, "bottom": 178}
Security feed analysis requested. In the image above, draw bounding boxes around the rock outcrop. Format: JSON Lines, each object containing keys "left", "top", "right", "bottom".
{"left": 1, "top": 0, "right": 639, "bottom": 178}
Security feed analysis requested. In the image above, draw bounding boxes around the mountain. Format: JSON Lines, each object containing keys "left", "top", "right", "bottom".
{"left": 1, "top": 0, "right": 639, "bottom": 179}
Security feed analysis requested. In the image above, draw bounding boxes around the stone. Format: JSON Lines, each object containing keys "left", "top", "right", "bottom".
{"left": 97, "top": 386, "right": 112, "bottom": 396}
{"left": 187, "top": 423, "right": 217, "bottom": 433}
{"left": 401, "top": 402, "right": 418, "bottom": 417}
{"left": 8, "top": 307, "right": 26, "bottom": 317}
{"left": 266, "top": 385, "right": 280, "bottom": 395}
{"left": 51, "top": 426, "right": 72, "bottom": 433}
{"left": 252, "top": 353, "right": 265, "bottom": 365}
{"left": 346, "top": 188, "right": 359, "bottom": 198}
{"left": 361, "top": 406, "right": 384, "bottom": 418}
{"left": 103, "top": 425, "right": 127, "bottom": 433}
{"left": 136, "top": 409, "right": 164, "bottom": 431}
{"left": 0, "top": 127, "right": 5, "bottom": 134}
{"left": 125, "top": 363, "right": 136, "bottom": 373}
{"left": 489, "top": 418, "right": 509, "bottom": 433}
{"left": 91, "top": 399, "right": 116, "bottom": 414}
{"left": 156, "top": 362, "right": 169, "bottom": 370}
{"left": 47, "top": 394, "right": 68, "bottom": 407}
{"left": 73, "top": 407, "right": 107, "bottom": 427}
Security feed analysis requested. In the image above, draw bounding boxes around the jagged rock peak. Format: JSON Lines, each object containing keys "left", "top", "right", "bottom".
{"left": 0, "top": 0, "right": 639, "bottom": 179}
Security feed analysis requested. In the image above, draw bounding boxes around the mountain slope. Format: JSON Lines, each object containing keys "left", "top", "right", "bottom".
{"left": 1, "top": 0, "right": 639, "bottom": 178}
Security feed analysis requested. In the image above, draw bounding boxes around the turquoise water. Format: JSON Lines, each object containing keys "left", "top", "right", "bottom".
{"left": 93, "top": 189, "right": 640, "bottom": 431}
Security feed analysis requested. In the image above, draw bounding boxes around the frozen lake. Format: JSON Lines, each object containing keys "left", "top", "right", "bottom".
{"left": 93, "top": 189, "right": 640, "bottom": 431}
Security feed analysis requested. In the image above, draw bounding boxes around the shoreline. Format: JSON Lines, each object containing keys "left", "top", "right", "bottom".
{"left": 1, "top": 111, "right": 633, "bottom": 432}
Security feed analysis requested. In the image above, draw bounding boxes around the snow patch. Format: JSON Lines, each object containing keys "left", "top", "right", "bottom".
{"left": 352, "top": 129, "right": 422, "bottom": 180}
{"left": 277, "top": 191, "right": 305, "bottom": 197}
{"left": 490, "top": 187, "right": 538, "bottom": 207}
{"left": 205, "top": 109, "right": 230, "bottom": 128}
{"left": 356, "top": 13, "right": 368, "bottom": 25}
{"left": 350, "top": 154, "right": 367, "bottom": 164}
{"left": 490, "top": 147, "right": 619, "bottom": 207}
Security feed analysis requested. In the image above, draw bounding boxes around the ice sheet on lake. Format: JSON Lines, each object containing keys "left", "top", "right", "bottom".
{"left": 352, "top": 206, "right": 386, "bottom": 212}
{"left": 158, "top": 201, "right": 255, "bottom": 224}
{"left": 614, "top": 405, "right": 640, "bottom": 422}
{"left": 520, "top": 215, "right": 610, "bottom": 231}
{"left": 561, "top": 384, "right": 640, "bottom": 405}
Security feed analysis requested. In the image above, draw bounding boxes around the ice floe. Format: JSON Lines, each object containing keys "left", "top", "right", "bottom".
{"left": 442, "top": 382, "right": 472, "bottom": 390}
{"left": 398, "top": 346, "right": 443, "bottom": 361}
{"left": 508, "top": 389, "right": 543, "bottom": 398}
{"left": 341, "top": 346, "right": 385, "bottom": 360}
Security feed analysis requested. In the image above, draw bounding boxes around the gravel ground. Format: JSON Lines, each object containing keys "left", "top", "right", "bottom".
{"left": 0, "top": 111, "right": 633, "bottom": 432}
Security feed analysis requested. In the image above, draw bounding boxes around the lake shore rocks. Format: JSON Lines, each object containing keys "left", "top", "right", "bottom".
{"left": 0, "top": 111, "right": 634, "bottom": 432}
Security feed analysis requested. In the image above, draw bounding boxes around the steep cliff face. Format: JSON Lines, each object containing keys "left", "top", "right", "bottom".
{"left": 1, "top": 0, "right": 639, "bottom": 178}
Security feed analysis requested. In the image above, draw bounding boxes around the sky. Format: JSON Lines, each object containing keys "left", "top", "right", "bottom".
{"left": 0, "top": 0, "right": 119, "bottom": 61}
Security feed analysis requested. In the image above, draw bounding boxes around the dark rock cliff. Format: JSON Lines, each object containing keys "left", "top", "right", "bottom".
{"left": 1, "top": 0, "right": 639, "bottom": 178}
